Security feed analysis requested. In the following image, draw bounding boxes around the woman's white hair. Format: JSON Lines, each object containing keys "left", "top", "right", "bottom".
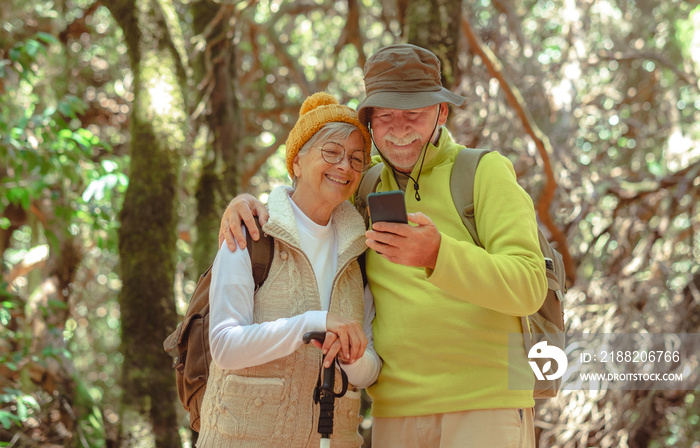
{"left": 292, "top": 122, "right": 363, "bottom": 184}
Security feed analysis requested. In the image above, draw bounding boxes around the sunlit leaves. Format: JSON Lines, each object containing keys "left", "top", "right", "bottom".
{"left": 1, "top": 21, "right": 125, "bottom": 445}
{"left": 0, "top": 389, "right": 40, "bottom": 430}
{"left": 676, "top": 6, "right": 700, "bottom": 72}
{"left": 0, "top": 29, "right": 123, "bottom": 252}
{"left": 82, "top": 161, "right": 129, "bottom": 203}
{"left": 1, "top": 92, "right": 108, "bottom": 212}
{"left": 7, "top": 37, "right": 51, "bottom": 80}
{"left": 1, "top": 0, "right": 698, "bottom": 446}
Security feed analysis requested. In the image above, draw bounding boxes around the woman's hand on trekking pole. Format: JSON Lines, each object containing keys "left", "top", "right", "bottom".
{"left": 311, "top": 338, "right": 350, "bottom": 368}
{"left": 312, "top": 315, "right": 367, "bottom": 368}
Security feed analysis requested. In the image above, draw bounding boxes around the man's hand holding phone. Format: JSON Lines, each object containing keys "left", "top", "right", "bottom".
{"left": 365, "top": 191, "right": 441, "bottom": 269}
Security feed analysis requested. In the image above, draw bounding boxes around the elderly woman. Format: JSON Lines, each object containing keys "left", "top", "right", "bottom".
{"left": 196, "top": 93, "right": 381, "bottom": 448}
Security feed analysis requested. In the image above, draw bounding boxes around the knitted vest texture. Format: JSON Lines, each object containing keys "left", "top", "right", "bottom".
{"left": 197, "top": 187, "right": 367, "bottom": 448}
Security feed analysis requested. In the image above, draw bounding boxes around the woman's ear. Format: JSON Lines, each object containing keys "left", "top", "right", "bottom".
{"left": 292, "top": 155, "right": 302, "bottom": 178}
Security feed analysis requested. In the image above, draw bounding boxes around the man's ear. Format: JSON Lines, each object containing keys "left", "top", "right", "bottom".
{"left": 438, "top": 102, "right": 449, "bottom": 126}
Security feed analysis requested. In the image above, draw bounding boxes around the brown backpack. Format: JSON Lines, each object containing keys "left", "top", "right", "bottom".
{"left": 355, "top": 148, "right": 566, "bottom": 398}
{"left": 163, "top": 222, "right": 274, "bottom": 431}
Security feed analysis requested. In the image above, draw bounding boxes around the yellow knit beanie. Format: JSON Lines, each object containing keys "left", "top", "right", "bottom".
{"left": 285, "top": 92, "right": 372, "bottom": 177}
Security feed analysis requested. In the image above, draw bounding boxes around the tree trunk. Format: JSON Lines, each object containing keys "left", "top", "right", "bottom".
{"left": 191, "top": 2, "right": 242, "bottom": 274}
{"left": 106, "top": 0, "right": 187, "bottom": 445}
{"left": 404, "top": 0, "right": 462, "bottom": 90}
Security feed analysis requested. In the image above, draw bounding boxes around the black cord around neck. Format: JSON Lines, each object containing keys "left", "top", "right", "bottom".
{"left": 406, "top": 149, "right": 427, "bottom": 201}
{"left": 404, "top": 105, "right": 441, "bottom": 201}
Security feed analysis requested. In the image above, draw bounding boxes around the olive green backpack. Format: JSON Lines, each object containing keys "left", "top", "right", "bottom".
{"left": 355, "top": 148, "right": 567, "bottom": 398}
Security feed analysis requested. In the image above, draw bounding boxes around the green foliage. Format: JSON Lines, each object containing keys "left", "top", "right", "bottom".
{"left": 0, "top": 388, "right": 40, "bottom": 430}
{"left": 0, "top": 257, "right": 113, "bottom": 444}
{"left": 0, "top": 33, "right": 116, "bottom": 222}
{"left": 1, "top": 22, "right": 129, "bottom": 251}
{"left": 1, "top": 4, "right": 127, "bottom": 445}
{"left": 1, "top": 0, "right": 699, "bottom": 446}
{"left": 0, "top": 289, "right": 33, "bottom": 431}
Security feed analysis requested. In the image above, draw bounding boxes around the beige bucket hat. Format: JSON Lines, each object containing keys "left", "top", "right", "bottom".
{"left": 357, "top": 44, "right": 467, "bottom": 126}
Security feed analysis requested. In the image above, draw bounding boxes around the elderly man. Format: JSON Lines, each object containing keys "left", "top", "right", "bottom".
{"left": 220, "top": 44, "right": 547, "bottom": 448}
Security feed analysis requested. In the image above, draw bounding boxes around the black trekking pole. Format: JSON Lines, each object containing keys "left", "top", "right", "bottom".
{"left": 303, "top": 331, "right": 348, "bottom": 448}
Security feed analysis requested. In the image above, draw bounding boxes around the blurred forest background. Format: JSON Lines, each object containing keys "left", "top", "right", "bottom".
{"left": 1, "top": 0, "right": 699, "bottom": 446}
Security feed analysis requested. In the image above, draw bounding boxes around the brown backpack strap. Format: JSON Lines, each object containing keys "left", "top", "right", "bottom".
{"left": 450, "top": 148, "right": 493, "bottom": 248}
{"left": 355, "top": 163, "right": 384, "bottom": 228}
{"left": 247, "top": 220, "right": 274, "bottom": 291}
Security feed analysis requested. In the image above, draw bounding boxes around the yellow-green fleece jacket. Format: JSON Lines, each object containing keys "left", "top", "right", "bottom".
{"left": 365, "top": 130, "right": 547, "bottom": 417}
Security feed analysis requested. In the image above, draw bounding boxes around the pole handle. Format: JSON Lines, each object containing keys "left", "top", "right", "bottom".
{"left": 303, "top": 331, "right": 326, "bottom": 345}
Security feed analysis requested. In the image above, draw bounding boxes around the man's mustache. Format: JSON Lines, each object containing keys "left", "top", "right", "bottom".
{"left": 384, "top": 133, "right": 422, "bottom": 146}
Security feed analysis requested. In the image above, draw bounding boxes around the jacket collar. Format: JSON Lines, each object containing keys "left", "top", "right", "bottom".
{"left": 263, "top": 185, "right": 367, "bottom": 257}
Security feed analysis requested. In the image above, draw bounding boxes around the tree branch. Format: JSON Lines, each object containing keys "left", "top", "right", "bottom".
{"left": 597, "top": 50, "right": 699, "bottom": 91}
{"left": 59, "top": 1, "right": 102, "bottom": 44}
{"left": 255, "top": 21, "right": 317, "bottom": 97}
{"left": 461, "top": 15, "right": 576, "bottom": 284}
{"left": 491, "top": 0, "right": 528, "bottom": 51}
{"left": 337, "top": 0, "right": 366, "bottom": 69}
{"left": 241, "top": 136, "right": 288, "bottom": 187}
{"left": 605, "top": 159, "right": 700, "bottom": 201}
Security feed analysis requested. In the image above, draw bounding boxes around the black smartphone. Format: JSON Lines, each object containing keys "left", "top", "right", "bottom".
{"left": 367, "top": 190, "right": 408, "bottom": 224}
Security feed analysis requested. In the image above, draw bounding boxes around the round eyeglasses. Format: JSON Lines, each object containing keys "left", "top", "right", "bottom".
{"left": 319, "top": 142, "right": 368, "bottom": 173}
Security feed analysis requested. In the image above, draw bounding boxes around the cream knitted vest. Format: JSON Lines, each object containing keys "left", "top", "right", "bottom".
{"left": 197, "top": 186, "right": 367, "bottom": 448}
